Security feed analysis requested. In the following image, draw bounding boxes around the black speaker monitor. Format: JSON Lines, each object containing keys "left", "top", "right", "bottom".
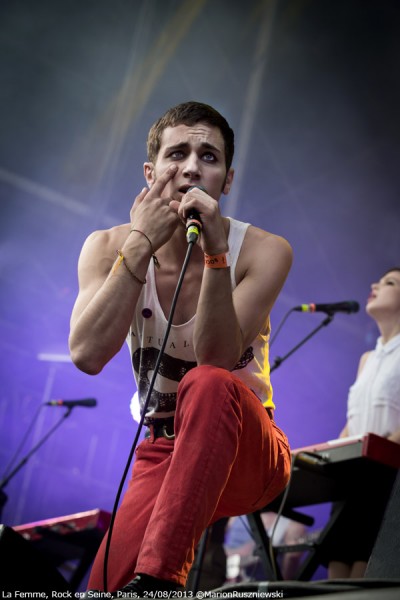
{"left": 0, "top": 524, "right": 71, "bottom": 592}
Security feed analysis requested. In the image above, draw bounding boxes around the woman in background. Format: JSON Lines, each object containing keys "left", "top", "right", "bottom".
{"left": 328, "top": 267, "right": 400, "bottom": 579}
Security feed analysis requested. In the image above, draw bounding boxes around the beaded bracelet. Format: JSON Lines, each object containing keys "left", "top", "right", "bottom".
{"left": 114, "top": 250, "right": 147, "bottom": 284}
{"left": 130, "top": 228, "right": 160, "bottom": 269}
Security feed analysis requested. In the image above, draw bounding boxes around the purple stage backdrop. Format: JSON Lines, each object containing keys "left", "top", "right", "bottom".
{"left": 1, "top": 0, "right": 400, "bottom": 586}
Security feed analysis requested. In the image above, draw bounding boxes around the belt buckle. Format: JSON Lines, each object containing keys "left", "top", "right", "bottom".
{"left": 162, "top": 424, "right": 175, "bottom": 440}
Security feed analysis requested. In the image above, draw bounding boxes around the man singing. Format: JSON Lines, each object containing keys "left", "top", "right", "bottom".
{"left": 69, "top": 101, "right": 293, "bottom": 594}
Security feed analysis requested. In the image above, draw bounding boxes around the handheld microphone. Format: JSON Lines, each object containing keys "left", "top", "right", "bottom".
{"left": 45, "top": 398, "right": 97, "bottom": 408}
{"left": 293, "top": 301, "right": 360, "bottom": 315}
{"left": 185, "top": 186, "right": 205, "bottom": 244}
{"left": 186, "top": 209, "right": 202, "bottom": 243}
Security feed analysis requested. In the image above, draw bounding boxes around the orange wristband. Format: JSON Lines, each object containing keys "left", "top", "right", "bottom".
{"left": 204, "top": 252, "right": 230, "bottom": 269}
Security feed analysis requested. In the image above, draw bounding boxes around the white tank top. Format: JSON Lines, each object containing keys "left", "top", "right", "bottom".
{"left": 127, "top": 217, "right": 273, "bottom": 422}
{"left": 346, "top": 333, "right": 400, "bottom": 437}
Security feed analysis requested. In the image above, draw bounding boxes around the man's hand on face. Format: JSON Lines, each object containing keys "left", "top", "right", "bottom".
{"left": 129, "top": 164, "right": 181, "bottom": 251}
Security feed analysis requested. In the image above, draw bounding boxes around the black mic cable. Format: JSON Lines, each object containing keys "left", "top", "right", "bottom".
{"left": 0, "top": 403, "right": 43, "bottom": 483}
{"left": 0, "top": 397, "right": 91, "bottom": 484}
{"left": 267, "top": 453, "right": 297, "bottom": 580}
{"left": 102, "top": 237, "right": 198, "bottom": 592}
{"left": 269, "top": 307, "right": 297, "bottom": 349}
{"left": 0, "top": 406, "right": 74, "bottom": 492}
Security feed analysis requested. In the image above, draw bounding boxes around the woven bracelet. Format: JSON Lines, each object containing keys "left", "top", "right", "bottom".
{"left": 130, "top": 228, "right": 160, "bottom": 269}
{"left": 115, "top": 250, "right": 146, "bottom": 284}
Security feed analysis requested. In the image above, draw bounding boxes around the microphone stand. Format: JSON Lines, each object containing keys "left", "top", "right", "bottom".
{"left": 270, "top": 314, "right": 334, "bottom": 372}
{"left": 0, "top": 407, "right": 73, "bottom": 520}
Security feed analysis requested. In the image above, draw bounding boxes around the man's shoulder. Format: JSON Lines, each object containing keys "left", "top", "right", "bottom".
{"left": 235, "top": 225, "right": 292, "bottom": 284}
{"left": 84, "top": 222, "right": 130, "bottom": 249}
{"left": 242, "top": 224, "right": 292, "bottom": 255}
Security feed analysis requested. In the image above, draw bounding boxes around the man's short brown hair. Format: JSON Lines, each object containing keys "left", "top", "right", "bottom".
{"left": 147, "top": 101, "right": 235, "bottom": 171}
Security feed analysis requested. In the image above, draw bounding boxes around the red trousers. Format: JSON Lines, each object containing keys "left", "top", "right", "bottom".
{"left": 88, "top": 365, "right": 291, "bottom": 591}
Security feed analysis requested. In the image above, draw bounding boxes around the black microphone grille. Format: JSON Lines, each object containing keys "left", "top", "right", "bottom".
{"left": 347, "top": 301, "right": 360, "bottom": 313}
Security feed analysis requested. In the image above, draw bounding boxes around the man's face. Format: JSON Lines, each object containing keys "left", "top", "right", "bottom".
{"left": 144, "top": 123, "right": 234, "bottom": 200}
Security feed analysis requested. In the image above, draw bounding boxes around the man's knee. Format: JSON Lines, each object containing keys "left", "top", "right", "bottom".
{"left": 179, "top": 365, "right": 233, "bottom": 391}
{"left": 176, "top": 366, "right": 243, "bottom": 420}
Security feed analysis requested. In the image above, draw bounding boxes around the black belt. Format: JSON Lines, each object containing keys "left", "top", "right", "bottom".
{"left": 145, "top": 417, "right": 175, "bottom": 441}
{"left": 145, "top": 407, "right": 272, "bottom": 442}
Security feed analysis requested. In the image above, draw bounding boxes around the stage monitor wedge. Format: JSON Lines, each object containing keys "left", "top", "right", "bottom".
{"left": 0, "top": 524, "right": 72, "bottom": 592}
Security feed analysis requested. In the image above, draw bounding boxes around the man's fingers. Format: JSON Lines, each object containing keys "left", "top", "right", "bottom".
{"left": 148, "top": 164, "right": 178, "bottom": 196}
{"left": 136, "top": 187, "right": 148, "bottom": 203}
{"left": 168, "top": 199, "right": 180, "bottom": 215}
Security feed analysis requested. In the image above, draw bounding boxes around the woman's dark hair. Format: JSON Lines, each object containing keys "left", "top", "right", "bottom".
{"left": 382, "top": 267, "right": 400, "bottom": 276}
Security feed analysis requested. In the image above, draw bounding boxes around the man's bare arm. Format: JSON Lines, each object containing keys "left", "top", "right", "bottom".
{"left": 69, "top": 165, "right": 180, "bottom": 374}
{"left": 69, "top": 227, "right": 152, "bottom": 374}
{"left": 194, "top": 227, "right": 293, "bottom": 370}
